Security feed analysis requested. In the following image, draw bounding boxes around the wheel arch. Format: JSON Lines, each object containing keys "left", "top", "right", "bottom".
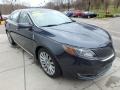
{"left": 35, "top": 45, "right": 63, "bottom": 75}
{"left": 35, "top": 46, "right": 45, "bottom": 61}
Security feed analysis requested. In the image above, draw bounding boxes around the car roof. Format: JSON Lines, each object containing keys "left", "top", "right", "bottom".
{"left": 14, "top": 8, "right": 56, "bottom": 13}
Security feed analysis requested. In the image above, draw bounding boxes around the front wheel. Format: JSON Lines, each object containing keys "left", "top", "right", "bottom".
{"left": 6, "top": 32, "right": 16, "bottom": 46}
{"left": 38, "top": 48, "right": 61, "bottom": 78}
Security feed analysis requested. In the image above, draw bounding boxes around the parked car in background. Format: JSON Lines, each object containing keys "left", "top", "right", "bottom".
{"left": 81, "top": 11, "right": 97, "bottom": 18}
{"left": 0, "top": 12, "right": 3, "bottom": 24}
{"left": 64, "top": 10, "right": 97, "bottom": 18}
{"left": 72, "top": 10, "right": 83, "bottom": 17}
{"left": 2, "top": 15, "right": 9, "bottom": 20}
{"left": 63, "top": 10, "right": 73, "bottom": 17}
{"left": 6, "top": 8, "right": 115, "bottom": 79}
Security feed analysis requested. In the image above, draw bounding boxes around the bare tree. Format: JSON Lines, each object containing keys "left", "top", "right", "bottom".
{"left": 114, "top": 0, "right": 120, "bottom": 8}
{"left": 102, "top": 0, "right": 110, "bottom": 15}
{"left": 45, "top": 0, "right": 119, "bottom": 12}
{"left": 45, "top": 2, "right": 55, "bottom": 9}
{"left": 0, "top": 4, "right": 27, "bottom": 14}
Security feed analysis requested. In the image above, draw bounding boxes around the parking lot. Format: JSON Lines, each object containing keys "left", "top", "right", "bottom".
{"left": 0, "top": 17, "right": 120, "bottom": 90}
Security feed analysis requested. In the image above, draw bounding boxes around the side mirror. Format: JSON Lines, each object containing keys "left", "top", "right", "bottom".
{"left": 18, "top": 23, "right": 32, "bottom": 29}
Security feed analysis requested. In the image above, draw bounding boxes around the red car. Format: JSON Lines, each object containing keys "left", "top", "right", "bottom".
{"left": 72, "top": 10, "right": 97, "bottom": 18}
{"left": 73, "top": 10, "right": 83, "bottom": 17}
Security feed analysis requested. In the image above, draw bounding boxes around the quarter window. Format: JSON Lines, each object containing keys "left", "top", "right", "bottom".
{"left": 10, "top": 11, "right": 20, "bottom": 22}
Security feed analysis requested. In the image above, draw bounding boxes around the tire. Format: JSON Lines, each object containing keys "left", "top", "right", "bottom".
{"left": 88, "top": 15, "right": 90, "bottom": 18}
{"left": 38, "top": 48, "right": 61, "bottom": 78}
{"left": 6, "top": 32, "right": 16, "bottom": 46}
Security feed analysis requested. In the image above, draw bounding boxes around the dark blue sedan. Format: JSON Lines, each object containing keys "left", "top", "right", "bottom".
{"left": 5, "top": 8, "right": 115, "bottom": 79}
{"left": 64, "top": 10, "right": 73, "bottom": 17}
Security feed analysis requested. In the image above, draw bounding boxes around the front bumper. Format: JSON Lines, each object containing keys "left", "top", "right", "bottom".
{"left": 57, "top": 52, "right": 115, "bottom": 79}
{"left": 77, "top": 62, "right": 112, "bottom": 80}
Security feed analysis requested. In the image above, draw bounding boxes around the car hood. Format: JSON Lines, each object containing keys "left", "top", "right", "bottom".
{"left": 41, "top": 22, "right": 110, "bottom": 48}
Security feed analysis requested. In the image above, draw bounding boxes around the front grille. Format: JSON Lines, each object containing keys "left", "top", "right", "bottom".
{"left": 93, "top": 47, "right": 113, "bottom": 59}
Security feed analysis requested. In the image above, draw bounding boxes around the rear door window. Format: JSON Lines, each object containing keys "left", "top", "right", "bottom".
{"left": 9, "top": 11, "right": 20, "bottom": 22}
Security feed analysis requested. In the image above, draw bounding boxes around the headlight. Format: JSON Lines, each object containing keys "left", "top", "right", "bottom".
{"left": 63, "top": 45, "right": 96, "bottom": 60}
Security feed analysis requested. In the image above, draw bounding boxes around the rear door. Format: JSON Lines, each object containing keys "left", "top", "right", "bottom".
{"left": 6, "top": 10, "right": 20, "bottom": 42}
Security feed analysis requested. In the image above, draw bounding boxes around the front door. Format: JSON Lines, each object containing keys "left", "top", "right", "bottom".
{"left": 17, "top": 12, "right": 34, "bottom": 54}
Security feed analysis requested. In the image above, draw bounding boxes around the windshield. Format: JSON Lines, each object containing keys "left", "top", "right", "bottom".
{"left": 30, "top": 10, "right": 72, "bottom": 27}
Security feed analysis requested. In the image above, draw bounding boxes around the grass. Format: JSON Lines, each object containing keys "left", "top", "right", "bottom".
{"left": 92, "top": 6, "right": 120, "bottom": 18}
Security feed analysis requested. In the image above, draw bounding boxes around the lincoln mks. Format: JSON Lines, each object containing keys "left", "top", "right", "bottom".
{"left": 5, "top": 8, "right": 115, "bottom": 79}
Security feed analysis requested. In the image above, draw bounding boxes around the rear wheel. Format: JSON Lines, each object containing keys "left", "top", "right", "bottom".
{"left": 88, "top": 15, "right": 90, "bottom": 18}
{"left": 7, "top": 32, "right": 16, "bottom": 46}
{"left": 38, "top": 48, "right": 61, "bottom": 78}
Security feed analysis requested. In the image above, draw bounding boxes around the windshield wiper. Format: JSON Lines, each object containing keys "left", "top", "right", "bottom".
{"left": 42, "top": 24, "right": 58, "bottom": 27}
{"left": 58, "top": 21, "right": 75, "bottom": 25}
{"left": 41, "top": 21, "right": 75, "bottom": 27}
{"left": 59, "top": 21, "right": 72, "bottom": 25}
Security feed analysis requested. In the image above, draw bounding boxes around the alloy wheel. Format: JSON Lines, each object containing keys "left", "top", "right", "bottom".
{"left": 39, "top": 51, "right": 55, "bottom": 76}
